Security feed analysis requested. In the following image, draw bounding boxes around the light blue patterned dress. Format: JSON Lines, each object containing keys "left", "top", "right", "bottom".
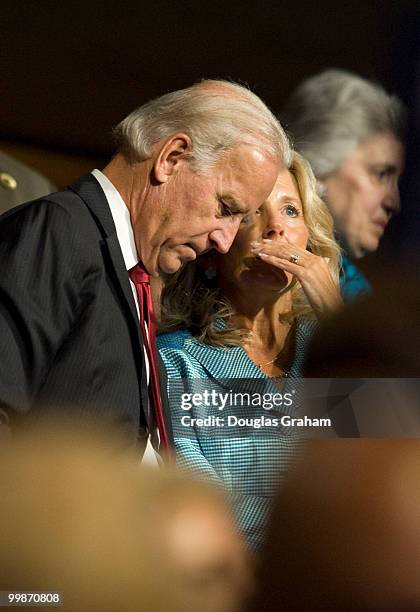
{"left": 157, "top": 317, "right": 317, "bottom": 549}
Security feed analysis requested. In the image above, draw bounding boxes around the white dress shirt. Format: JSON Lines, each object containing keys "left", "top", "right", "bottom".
{"left": 91, "top": 169, "right": 159, "bottom": 466}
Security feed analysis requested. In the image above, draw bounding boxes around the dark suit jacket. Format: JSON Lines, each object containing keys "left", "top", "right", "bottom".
{"left": 0, "top": 173, "right": 173, "bottom": 448}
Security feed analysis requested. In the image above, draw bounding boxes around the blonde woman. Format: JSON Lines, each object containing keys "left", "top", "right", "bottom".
{"left": 157, "top": 151, "right": 342, "bottom": 549}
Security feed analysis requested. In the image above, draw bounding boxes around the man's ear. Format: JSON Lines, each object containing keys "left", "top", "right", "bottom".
{"left": 153, "top": 133, "right": 192, "bottom": 183}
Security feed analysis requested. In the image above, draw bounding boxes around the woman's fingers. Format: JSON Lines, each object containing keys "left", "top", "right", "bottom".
{"left": 256, "top": 249, "right": 343, "bottom": 319}
{"left": 251, "top": 240, "right": 308, "bottom": 264}
{"left": 257, "top": 252, "right": 303, "bottom": 274}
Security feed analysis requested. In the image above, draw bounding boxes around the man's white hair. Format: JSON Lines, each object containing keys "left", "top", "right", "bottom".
{"left": 113, "top": 79, "right": 291, "bottom": 172}
{"left": 281, "top": 69, "right": 405, "bottom": 177}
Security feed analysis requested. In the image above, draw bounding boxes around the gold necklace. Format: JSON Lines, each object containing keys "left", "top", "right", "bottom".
{"left": 256, "top": 353, "right": 281, "bottom": 368}
{"left": 256, "top": 353, "right": 289, "bottom": 377}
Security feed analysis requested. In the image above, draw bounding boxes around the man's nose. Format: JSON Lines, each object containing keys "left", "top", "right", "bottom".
{"left": 209, "top": 219, "right": 241, "bottom": 254}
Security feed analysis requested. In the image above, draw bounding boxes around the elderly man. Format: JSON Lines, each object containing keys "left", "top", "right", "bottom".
{"left": 0, "top": 80, "right": 288, "bottom": 453}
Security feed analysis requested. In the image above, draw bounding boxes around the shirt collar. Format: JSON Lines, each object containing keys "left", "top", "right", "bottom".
{"left": 91, "top": 169, "right": 138, "bottom": 270}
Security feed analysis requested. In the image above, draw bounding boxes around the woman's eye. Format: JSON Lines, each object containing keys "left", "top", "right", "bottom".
{"left": 284, "top": 205, "right": 299, "bottom": 217}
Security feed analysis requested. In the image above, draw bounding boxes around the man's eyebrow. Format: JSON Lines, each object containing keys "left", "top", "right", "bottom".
{"left": 219, "top": 195, "right": 247, "bottom": 213}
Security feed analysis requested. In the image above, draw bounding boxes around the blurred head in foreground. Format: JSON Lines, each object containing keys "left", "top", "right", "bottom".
{"left": 252, "top": 439, "right": 420, "bottom": 611}
{"left": 0, "top": 421, "right": 249, "bottom": 612}
{"left": 251, "top": 280, "right": 420, "bottom": 610}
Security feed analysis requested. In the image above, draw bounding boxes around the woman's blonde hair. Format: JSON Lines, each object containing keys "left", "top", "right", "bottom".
{"left": 159, "top": 151, "right": 341, "bottom": 347}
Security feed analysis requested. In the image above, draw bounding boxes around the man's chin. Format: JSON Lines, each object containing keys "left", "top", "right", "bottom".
{"left": 159, "top": 251, "right": 199, "bottom": 275}
{"left": 141, "top": 260, "right": 159, "bottom": 277}
{"left": 158, "top": 257, "right": 184, "bottom": 276}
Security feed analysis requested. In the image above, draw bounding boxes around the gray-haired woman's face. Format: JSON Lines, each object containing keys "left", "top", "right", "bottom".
{"left": 321, "top": 132, "right": 404, "bottom": 259}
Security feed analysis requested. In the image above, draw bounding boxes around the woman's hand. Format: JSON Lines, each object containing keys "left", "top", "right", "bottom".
{"left": 250, "top": 239, "right": 343, "bottom": 319}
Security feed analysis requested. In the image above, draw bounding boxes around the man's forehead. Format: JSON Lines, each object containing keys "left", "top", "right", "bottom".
{"left": 215, "top": 149, "right": 278, "bottom": 184}
{"left": 226, "top": 143, "right": 275, "bottom": 167}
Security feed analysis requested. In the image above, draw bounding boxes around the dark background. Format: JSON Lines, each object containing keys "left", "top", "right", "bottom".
{"left": 1, "top": 0, "right": 419, "bottom": 276}
{"left": 1, "top": 1, "right": 408, "bottom": 158}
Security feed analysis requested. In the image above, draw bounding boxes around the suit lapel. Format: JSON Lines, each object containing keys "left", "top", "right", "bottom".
{"left": 68, "top": 174, "right": 149, "bottom": 409}
{"left": 68, "top": 173, "right": 140, "bottom": 332}
{"left": 104, "top": 232, "right": 140, "bottom": 328}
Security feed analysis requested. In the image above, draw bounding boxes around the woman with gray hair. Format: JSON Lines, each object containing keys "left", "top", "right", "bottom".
{"left": 281, "top": 69, "right": 405, "bottom": 300}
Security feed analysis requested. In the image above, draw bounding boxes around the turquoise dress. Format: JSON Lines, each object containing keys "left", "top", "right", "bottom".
{"left": 340, "top": 254, "right": 371, "bottom": 303}
{"left": 157, "top": 318, "right": 317, "bottom": 549}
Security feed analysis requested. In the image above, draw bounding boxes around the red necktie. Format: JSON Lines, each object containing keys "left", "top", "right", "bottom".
{"left": 129, "top": 264, "right": 170, "bottom": 449}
